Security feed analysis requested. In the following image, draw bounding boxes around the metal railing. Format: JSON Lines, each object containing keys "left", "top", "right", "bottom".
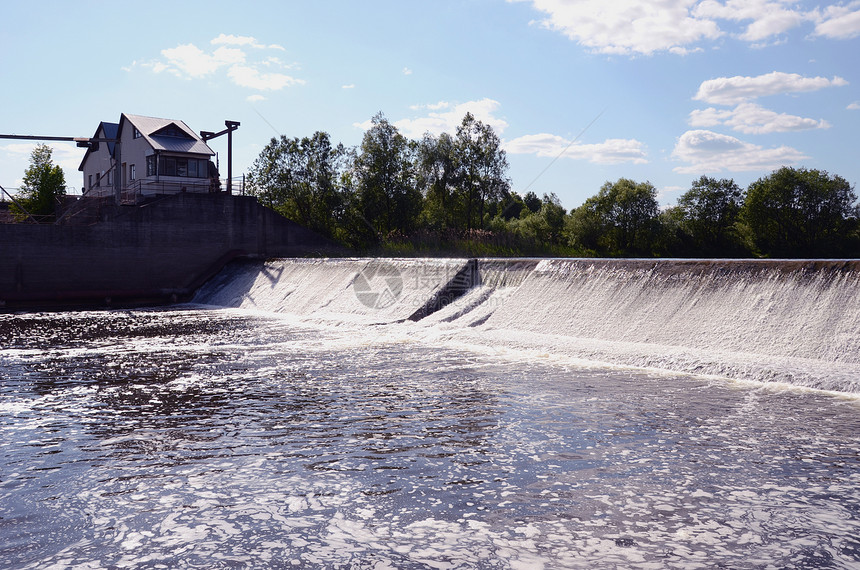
{"left": 2, "top": 176, "right": 248, "bottom": 224}
{"left": 81, "top": 178, "right": 222, "bottom": 205}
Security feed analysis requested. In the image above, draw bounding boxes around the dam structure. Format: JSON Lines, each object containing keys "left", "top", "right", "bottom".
{"left": 0, "top": 193, "right": 337, "bottom": 308}
{"left": 195, "top": 257, "right": 860, "bottom": 394}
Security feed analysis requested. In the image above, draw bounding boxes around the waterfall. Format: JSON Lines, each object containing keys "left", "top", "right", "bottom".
{"left": 193, "top": 258, "right": 472, "bottom": 324}
{"left": 194, "top": 258, "right": 860, "bottom": 393}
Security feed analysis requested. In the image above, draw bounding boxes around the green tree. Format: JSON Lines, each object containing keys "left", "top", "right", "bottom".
{"left": 416, "top": 131, "right": 458, "bottom": 229}
{"left": 567, "top": 178, "right": 660, "bottom": 256}
{"left": 498, "top": 191, "right": 525, "bottom": 221}
{"left": 454, "top": 113, "right": 510, "bottom": 231}
{"left": 331, "top": 145, "right": 378, "bottom": 248}
{"left": 247, "top": 131, "right": 343, "bottom": 238}
{"left": 522, "top": 191, "right": 542, "bottom": 214}
{"left": 14, "top": 144, "right": 66, "bottom": 220}
{"left": 676, "top": 176, "right": 746, "bottom": 256}
{"left": 354, "top": 113, "right": 421, "bottom": 239}
{"left": 540, "top": 193, "right": 567, "bottom": 245}
{"left": 740, "top": 167, "right": 859, "bottom": 257}
{"left": 509, "top": 192, "right": 567, "bottom": 245}
{"left": 653, "top": 206, "right": 688, "bottom": 257}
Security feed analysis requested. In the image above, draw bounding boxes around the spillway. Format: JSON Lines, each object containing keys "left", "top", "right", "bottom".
{"left": 194, "top": 258, "right": 860, "bottom": 393}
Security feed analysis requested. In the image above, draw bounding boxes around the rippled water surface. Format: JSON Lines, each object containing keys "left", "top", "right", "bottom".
{"left": 1, "top": 308, "right": 859, "bottom": 569}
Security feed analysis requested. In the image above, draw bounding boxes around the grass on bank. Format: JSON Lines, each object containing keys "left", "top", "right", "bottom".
{"left": 359, "top": 228, "right": 584, "bottom": 258}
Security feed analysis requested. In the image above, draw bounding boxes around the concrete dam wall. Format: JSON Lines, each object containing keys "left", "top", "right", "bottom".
{"left": 0, "top": 194, "right": 336, "bottom": 308}
{"left": 194, "top": 257, "right": 860, "bottom": 393}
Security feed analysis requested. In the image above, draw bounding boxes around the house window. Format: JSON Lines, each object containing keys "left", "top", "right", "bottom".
{"left": 130, "top": 164, "right": 136, "bottom": 181}
{"left": 161, "top": 125, "right": 184, "bottom": 137}
{"left": 158, "top": 157, "right": 208, "bottom": 178}
{"left": 95, "top": 172, "right": 101, "bottom": 187}
{"left": 88, "top": 174, "right": 93, "bottom": 189}
{"left": 163, "top": 157, "right": 176, "bottom": 176}
{"left": 107, "top": 170, "right": 112, "bottom": 185}
{"left": 146, "top": 155, "right": 156, "bottom": 177}
{"left": 133, "top": 128, "right": 142, "bottom": 139}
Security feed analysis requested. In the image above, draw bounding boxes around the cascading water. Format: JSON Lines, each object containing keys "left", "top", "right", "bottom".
{"left": 492, "top": 259, "right": 860, "bottom": 362}
{"left": 195, "top": 257, "right": 468, "bottom": 323}
{"left": 194, "top": 257, "right": 860, "bottom": 393}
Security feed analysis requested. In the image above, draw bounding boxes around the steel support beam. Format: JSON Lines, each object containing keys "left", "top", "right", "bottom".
{"left": 200, "top": 121, "right": 240, "bottom": 195}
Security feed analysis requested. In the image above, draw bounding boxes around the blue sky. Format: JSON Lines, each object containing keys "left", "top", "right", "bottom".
{"left": 2, "top": 0, "right": 859, "bottom": 210}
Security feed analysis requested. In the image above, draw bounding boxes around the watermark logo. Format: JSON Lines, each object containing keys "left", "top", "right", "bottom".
{"left": 354, "top": 263, "right": 404, "bottom": 309}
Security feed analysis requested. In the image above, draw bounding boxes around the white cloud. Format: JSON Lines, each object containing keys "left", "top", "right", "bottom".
{"left": 342, "top": 84, "right": 356, "bottom": 89}
{"left": 657, "top": 185, "right": 685, "bottom": 203}
{"left": 246, "top": 94, "right": 266, "bottom": 103}
{"left": 158, "top": 44, "right": 245, "bottom": 78}
{"left": 671, "top": 129, "right": 807, "bottom": 173}
{"left": 402, "top": 67, "right": 413, "bottom": 75}
{"left": 411, "top": 101, "right": 450, "bottom": 111}
{"left": 211, "top": 34, "right": 265, "bottom": 48}
{"left": 504, "top": 133, "right": 648, "bottom": 164}
{"left": 143, "top": 61, "right": 170, "bottom": 74}
{"left": 513, "top": 0, "right": 722, "bottom": 55}
{"left": 1, "top": 142, "right": 40, "bottom": 157}
{"left": 689, "top": 102, "right": 831, "bottom": 134}
{"left": 813, "top": 1, "right": 860, "bottom": 39}
{"left": 227, "top": 65, "right": 304, "bottom": 90}
{"left": 513, "top": 0, "right": 858, "bottom": 55}
{"left": 694, "top": 0, "right": 808, "bottom": 42}
{"left": 693, "top": 72, "right": 848, "bottom": 105}
{"left": 144, "top": 37, "right": 304, "bottom": 92}
{"left": 849, "top": 101, "right": 860, "bottom": 110}
{"left": 355, "top": 98, "right": 509, "bottom": 137}
{"left": 261, "top": 56, "right": 293, "bottom": 68}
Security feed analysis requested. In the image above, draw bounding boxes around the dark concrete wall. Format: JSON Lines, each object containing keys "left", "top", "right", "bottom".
{"left": 0, "top": 193, "right": 338, "bottom": 308}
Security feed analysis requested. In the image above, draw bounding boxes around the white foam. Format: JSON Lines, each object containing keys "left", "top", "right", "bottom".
{"left": 194, "top": 258, "right": 860, "bottom": 394}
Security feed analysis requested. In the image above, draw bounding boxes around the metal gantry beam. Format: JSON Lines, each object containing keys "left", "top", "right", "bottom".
{"left": 0, "top": 133, "right": 122, "bottom": 204}
{"left": 201, "top": 121, "right": 240, "bottom": 195}
{"left": 0, "top": 134, "right": 78, "bottom": 142}
{"left": 0, "top": 134, "right": 116, "bottom": 145}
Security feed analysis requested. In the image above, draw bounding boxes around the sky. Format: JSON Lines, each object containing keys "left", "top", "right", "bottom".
{"left": 1, "top": 0, "right": 859, "bottom": 211}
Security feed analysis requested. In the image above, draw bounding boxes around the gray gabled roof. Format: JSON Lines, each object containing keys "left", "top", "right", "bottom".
{"left": 79, "top": 113, "right": 216, "bottom": 172}
{"left": 77, "top": 121, "right": 120, "bottom": 171}
{"left": 122, "top": 113, "right": 215, "bottom": 156}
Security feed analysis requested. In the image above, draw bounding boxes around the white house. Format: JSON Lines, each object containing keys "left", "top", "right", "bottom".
{"left": 78, "top": 113, "right": 218, "bottom": 202}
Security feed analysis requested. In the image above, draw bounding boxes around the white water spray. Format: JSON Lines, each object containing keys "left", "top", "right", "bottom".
{"left": 194, "top": 258, "right": 860, "bottom": 393}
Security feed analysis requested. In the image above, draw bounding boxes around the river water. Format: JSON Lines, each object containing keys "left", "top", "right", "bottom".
{"left": 1, "top": 306, "right": 859, "bottom": 569}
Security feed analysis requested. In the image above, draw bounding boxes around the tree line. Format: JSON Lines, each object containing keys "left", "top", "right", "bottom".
{"left": 248, "top": 111, "right": 513, "bottom": 250}
{"left": 246, "top": 112, "right": 859, "bottom": 258}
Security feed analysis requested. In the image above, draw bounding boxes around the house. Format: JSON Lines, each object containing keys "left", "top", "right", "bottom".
{"left": 78, "top": 113, "right": 219, "bottom": 202}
